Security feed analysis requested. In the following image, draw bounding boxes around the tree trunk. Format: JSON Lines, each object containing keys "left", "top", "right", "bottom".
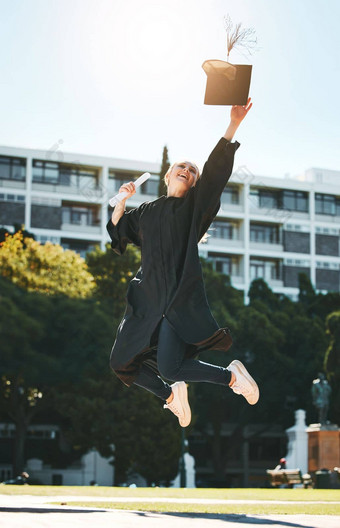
{"left": 13, "top": 419, "right": 28, "bottom": 476}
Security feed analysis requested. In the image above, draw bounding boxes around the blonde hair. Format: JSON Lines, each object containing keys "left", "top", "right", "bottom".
{"left": 164, "top": 161, "right": 200, "bottom": 187}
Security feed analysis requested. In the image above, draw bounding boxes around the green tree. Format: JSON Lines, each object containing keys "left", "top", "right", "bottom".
{"left": 0, "top": 232, "right": 94, "bottom": 297}
{"left": 86, "top": 243, "right": 141, "bottom": 319}
{"left": 298, "top": 272, "right": 316, "bottom": 307}
{"left": 0, "top": 223, "right": 35, "bottom": 243}
{"left": 0, "top": 233, "right": 96, "bottom": 474}
{"left": 158, "top": 145, "right": 170, "bottom": 197}
{"left": 0, "top": 279, "right": 57, "bottom": 474}
{"left": 324, "top": 311, "right": 340, "bottom": 424}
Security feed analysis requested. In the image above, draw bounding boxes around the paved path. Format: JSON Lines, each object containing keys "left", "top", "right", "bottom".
{"left": 1, "top": 494, "right": 340, "bottom": 528}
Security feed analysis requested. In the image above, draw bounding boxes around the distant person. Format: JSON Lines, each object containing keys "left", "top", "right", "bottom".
{"left": 274, "top": 458, "right": 286, "bottom": 471}
{"left": 107, "top": 99, "right": 259, "bottom": 428}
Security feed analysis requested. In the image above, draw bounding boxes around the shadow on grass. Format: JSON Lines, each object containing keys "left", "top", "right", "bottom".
{"left": 129, "top": 510, "right": 319, "bottom": 527}
{"left": 0, "top": 507, "right": 106, "bottom": 514}
{"left": 0, "top": 505, "right": 319, "bottom": 527}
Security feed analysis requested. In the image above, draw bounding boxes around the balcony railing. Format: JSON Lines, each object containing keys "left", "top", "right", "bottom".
{"left": 32, "top": 175, "right": 102, "bottom": 198}
{"left": 61, "top": 223, "right": 101, "bottom": 234}
{"left": 0, "top": 179, "right": 26, "bottom": 189}
{"left": 249, "top": 241, "right": 284, "bottom": 252}
{"left": 206, "top": 236, "right": 244, "bottom": 248}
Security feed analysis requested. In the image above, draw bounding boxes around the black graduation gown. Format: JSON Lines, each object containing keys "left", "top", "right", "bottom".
{"left": 107, "top": 137, "right": 240, "bottom": 386}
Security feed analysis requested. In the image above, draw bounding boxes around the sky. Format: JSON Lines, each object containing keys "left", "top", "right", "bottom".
{"left": 1, "top": 0, "right": 340, "bottom": 178}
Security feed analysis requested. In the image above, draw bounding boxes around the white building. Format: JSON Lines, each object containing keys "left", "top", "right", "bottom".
{"left": 0, "top": 423, "right": 114, "bottom": 486}
{"left": 1, "top": 145, "right": 340, "bottom": 301}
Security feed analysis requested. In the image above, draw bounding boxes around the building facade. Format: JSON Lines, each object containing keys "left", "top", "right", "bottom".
{"left": 1, "top": 145, "right": 340, "bottom": 301}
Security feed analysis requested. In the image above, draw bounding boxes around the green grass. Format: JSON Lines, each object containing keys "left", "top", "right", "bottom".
{"left": 1, "top": 485, "right": 340, "bottom": 501}
{"left": 2, "top": 485, "right": 340, "bottom": 515}
{"left": 51, "top": 501, "right": 340, "bottom": 516}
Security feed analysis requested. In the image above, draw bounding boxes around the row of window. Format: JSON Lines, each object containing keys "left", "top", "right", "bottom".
{"left": 33, "top": 160, "right": 99, "bottom": 188}
{"left": 209, "top": 256, "right": 340, "bottom": 280}
{"left": 1, "top": 155, "right": 340, "bottom": 214}
{"left": 250, "top": 189, "right": 309, "bottom": 212}
{"left": 210, "top": 222, "right": 282, "bottom": 243}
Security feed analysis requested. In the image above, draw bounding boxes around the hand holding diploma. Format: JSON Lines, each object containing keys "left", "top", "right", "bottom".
{"left": 109, "top": 172, "right": 151, "bottom": 207}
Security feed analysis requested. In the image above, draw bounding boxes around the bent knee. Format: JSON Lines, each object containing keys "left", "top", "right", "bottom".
{"left": 158, "top": 362, "right": 181, "bottom": 381}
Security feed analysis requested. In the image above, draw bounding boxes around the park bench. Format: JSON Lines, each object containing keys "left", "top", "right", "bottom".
{"left": 266, "top": 469, "right": 313, "bottom": 488}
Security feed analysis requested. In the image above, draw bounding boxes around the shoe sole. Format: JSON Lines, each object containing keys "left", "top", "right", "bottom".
{"left": 175, "top": 382, "right": 191, "bottom": 427}
{"left": 230, "top": 360, "right": 259, "bottom": 405}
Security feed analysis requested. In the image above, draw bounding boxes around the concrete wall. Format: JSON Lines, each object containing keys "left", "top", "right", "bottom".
{"left": 283, "top": 231, "right": 310, "bottom": 254}
{"left": 31, "top": 205, "right": 62, "bottom": 230}
{"left": 283, "top": 266, "right": 310, "bottom": 288}
{"left": 315, "top": 234, "right": 339, "bottom": 256}
{"left": 0, "top": 201, "right": 25, "bottom": 225}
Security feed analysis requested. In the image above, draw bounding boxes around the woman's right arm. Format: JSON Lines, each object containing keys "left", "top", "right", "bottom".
{"left": 107, "top": 181, "right": 145, "bottom": 255}
{"left": 111, "top": 182, "right": 136, "bottom": 225}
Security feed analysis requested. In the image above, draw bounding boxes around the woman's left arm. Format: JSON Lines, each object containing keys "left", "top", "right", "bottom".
{"left": 223, "top": 97, "right": 252, "bottom": 141}
{"left": 193, "top": 98, "right": 252, "bottom": 236}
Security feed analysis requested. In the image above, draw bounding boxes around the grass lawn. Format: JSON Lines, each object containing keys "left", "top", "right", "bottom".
{"left": 1, "top": 485, "right": 340, "bottom": 515}
{"left": 51, "top": 501, "right": 340, "bottom": 516}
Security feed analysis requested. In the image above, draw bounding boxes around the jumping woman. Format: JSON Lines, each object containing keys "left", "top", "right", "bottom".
{"left": 107, "top": 98, "right": 259, "bottom": 427}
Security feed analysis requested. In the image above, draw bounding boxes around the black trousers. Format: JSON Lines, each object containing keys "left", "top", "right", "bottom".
{"left": 134, "top": 317, "right": 231, "bottom": 401}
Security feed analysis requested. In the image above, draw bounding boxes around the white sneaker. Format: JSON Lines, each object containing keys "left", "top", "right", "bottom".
{"left": 163, "top": 381, "right": 191, "bottom": 427}
{"left": 227, "top": 360, "right": 259, "bottom": 405}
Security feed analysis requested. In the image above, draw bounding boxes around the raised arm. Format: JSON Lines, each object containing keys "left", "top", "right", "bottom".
{"left": 193, "top": 98, "right": 252, "bottom": 237}
{"left": 224, "top": 97, "right": 253, "bottom": 141}
{"left": 111, "top": 181, "right": 136, "bottom": 225}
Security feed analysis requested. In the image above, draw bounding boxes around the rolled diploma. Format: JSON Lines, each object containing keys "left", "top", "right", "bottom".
{"left": 109, "top": 172, "right": 151, "bottom": 207}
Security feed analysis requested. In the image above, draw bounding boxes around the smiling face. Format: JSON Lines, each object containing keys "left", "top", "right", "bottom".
{"left": 165, "top": 161, "right": 200, "bottom": 198}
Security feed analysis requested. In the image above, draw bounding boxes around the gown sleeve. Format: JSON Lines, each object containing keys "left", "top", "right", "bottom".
{"left": 106, "top": 203, "right": 146, "bottom": 255}
{"left": 193, "top": 137, "right": 240, "bottom": 238}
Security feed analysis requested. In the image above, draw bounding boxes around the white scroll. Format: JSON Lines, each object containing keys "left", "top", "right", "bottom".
{"left": 109, "top": 172, "right": 151, "bottom": 207}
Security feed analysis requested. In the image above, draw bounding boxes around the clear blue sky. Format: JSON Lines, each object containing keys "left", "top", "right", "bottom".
{"left": 1, "top": 0, "right": 339, "bottom": 177}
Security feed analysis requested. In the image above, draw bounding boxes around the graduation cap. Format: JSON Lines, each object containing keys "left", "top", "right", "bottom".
{"left": 202, "top": 59, "right": 252, "bottom": 106}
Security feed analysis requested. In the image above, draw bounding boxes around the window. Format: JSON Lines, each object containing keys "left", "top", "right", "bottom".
{"left": 211, "top": 221, "right": 236, "bottom": 240}
{"left": 259, "top": 190, "right": 279, "bottom": 209}
{"left": 250, "top": 224, "right": 279, "bottom": 244}
{"left": 61, "top": 239, "right": 97, "bottom": 259}
{"left": 250, "top": 189, "right": 279, "bottom": 209}
{"left": 315, "top": 193, "right": 340, "bottom": 216}
{"left": 0, "top": 155, "right": 26, "bottom": 181}
{"left": 208, "top": 253, "right": 234, "bottom": 275}
{"left": 141, "top": 179, "right": 159, "bottom": 195}
{"left": 221, "top": 186, "right": 239, "bottom": 205}
{"left": 215, "top": 258, "right": 232, "bottom": 275}
{"left": 282, "top": 190, "right": 308, "bottom": 212}
{"left": 109, "top": 171, "right": 137, "bottom": 192}
{"left": 250, "top": 259, "right": 282, "bottom": 281}
{"left": 251, "top": 189, "right": 309, "bottom": 212}
{"left": 33, "top": 160, "right": 98, "bottom": 188}
{"left": 0, "top": 193, "right": 25, "bottom": 203}
{"left": 250, "top": 261, "right": 265, "bottom": 280}
{"left": 62, "top": 206, "right": 99, "bottom": 226}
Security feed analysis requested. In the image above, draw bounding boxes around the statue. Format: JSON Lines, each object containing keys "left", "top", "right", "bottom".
{"left": 311, "top": 373, "right": 332, "bottom": 425}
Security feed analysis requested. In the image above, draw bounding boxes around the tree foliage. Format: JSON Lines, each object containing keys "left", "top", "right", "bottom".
{"left": 324, "top": 311, "right": 340, "bottom": 424}
{"left": 2, "top": 230, "right": 340, "bottom": 484}
{"left": 0, "top": 232, "right": 94, "bottom": 298}
{"left": 158, "top": 145, "right": 170, "bottom": 197}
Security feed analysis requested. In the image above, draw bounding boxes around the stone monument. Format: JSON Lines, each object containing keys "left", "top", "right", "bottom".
{"left": 285, "top": 409, "right": 308, "bottom": 474}
{"left": 307, "top": 373, "right": 340, "bottom": 472}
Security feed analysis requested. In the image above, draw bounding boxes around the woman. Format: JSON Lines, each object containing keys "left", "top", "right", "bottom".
{"left": 107, "top": 98, "right": 259, "bottom": 427}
